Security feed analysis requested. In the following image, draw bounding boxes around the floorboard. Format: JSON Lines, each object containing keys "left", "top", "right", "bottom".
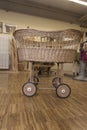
{"left": 0, "top": 72, "right": 87, "bottom": 130}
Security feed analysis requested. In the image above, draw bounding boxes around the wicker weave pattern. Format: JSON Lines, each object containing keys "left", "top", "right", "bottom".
{"left": 13, "top": 29, "right": 82, "bottom": 50}
{"left": 18, "top": 48, "right": 76, "bottom": 63}
{"left": 13, "top": 29, "right": 82, "bottom": 63}
{"left": 13, "top": 29, "right": 82, "bottom": 40}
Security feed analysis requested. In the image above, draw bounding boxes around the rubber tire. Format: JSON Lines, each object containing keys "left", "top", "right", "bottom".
{"left": 52, "top": 77, "right": 61, "bottom": 88}
{"left": 56, "top": 83, "right": 71, "bottom": 98}
{"left": 28, "top": 76, "right": 39, "bottom": 85}
{"left": 22, "top": 82, "right": 37, "bottom": 97}
{"left": 33, "top": 76, "right": 39, "bottom": 85}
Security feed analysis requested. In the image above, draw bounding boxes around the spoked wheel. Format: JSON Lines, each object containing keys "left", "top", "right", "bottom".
{"left": 28, "top": 76, "right": 39, "bottom": 85}
{"left": 22, "top": 82, "right": 37, "bottom": 97}
{"left": 52, "top": 77, "right": 61, "bottom": 88}
{"left": 33, "top": 76, "right": 39, "bottom": 85}
{"left": 56, "top": 83, "right": 71, "bottom": 98}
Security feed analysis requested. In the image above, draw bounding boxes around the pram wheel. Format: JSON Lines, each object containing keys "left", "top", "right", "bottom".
{"left": 22, "top": 82, "right": 37, "bottom": 97}
{"left": 33, "top": 76, "right": 39, "bottom": 85}
{"left": 52, "top": 77, "right": 61, "bottom": 88}
{"left": 56, "top": 83, "right": 71, "bottom": 98}
{"left": 28, "top": 76, "right": 39, "bottom": 85}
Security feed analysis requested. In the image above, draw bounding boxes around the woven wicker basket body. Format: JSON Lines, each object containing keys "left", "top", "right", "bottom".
{"left": 18, "top": 48, "right": 76, "bottom": 63}
{"left": 13, "top": 29, "right": 82, "bottom": 64}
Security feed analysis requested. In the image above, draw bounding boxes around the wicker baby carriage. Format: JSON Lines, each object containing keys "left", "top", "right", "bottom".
{"left": 13, "top": 29, "right": 82, "bottom": 98}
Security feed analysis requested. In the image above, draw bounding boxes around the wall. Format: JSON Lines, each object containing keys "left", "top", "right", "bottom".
{"left": 0, "top": 9, "right": 81, "bottom": 31}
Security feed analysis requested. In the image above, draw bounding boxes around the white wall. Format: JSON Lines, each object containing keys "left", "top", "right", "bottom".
{"left": 0, "top": 9, "right": 81, "bottom": 31}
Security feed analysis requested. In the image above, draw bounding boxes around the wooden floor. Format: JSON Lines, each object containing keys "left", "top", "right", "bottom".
{"left": 0, "top": 72, "right": 87, "bottom": 130}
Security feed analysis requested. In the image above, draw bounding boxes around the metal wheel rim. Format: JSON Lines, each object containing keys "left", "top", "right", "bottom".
{"left": 52, "top": 77, "right": 61, "bottom": 88}
{"left": 22, "top": 82, "right": 37, "bottom": 97}
{"left": 56, "top": 84, "right": 71, "bottom": 98}
{"left": 34, "top": 76, "right": 39, "bottom": 85}
{"left": 28, "top": 77, "right": 39, "bottom": 85}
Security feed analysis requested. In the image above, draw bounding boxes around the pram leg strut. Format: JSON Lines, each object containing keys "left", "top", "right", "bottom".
{"left": 22, "top": 62, "right": 71, "bottom": 98}
{"left": 22, "top": 62, "right": 37, "bottom": 97}
{"left": 55, "top": 63, "right": 71, "bottom": 98}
